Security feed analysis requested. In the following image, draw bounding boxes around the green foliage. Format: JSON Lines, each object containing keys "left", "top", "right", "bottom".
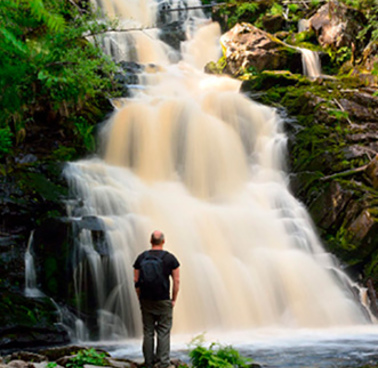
{"left": 328, "top": 108, "right": 350, "bottom": 123}
{"left": 327, "top": 46, "right": 352, "bottom": 67}
{"left": 0, "top": 0, "right": 117, "bottom": 158}
{"left": 0, "top": 127, "right": 13, "bottom": 155}
{"left": 218, "top": 0, "right": 260, "bottom": 29}
{"left": 47, "top": 362, "right": 57, "bottom": 368}
{"left": 74, "top": 117, "right": 96, "bottom": 153}
{"left": 189, "top": 338, "right": 251, "bottom": 368}
{"left": 288, "top": 4, "right": 299, "bottom": 14}
{"left": 51, "top": 145, "right": 78, "bottom": 161}
{"left": 67, "top": 349, "right": 107, "bottom": 368}
{"left": 267, "top": 3, "right": 283, "bottom": 17}
{"left": 351, "top": 0, "right": 378, "bottom": 43}
{"left": 342, "top": 0, "right": 360, "bottom": 7}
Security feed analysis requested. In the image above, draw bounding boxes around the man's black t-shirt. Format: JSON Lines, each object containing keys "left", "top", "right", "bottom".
{"left": 134, "top": 250, "right": 180, "bottom": 300}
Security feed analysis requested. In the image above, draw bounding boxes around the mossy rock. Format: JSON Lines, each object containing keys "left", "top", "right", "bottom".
{"left": 0, "top": 291, "right": 69, "bottom": 351}
{"left": 241, "top": 70, "right": 309, "bottom": 91}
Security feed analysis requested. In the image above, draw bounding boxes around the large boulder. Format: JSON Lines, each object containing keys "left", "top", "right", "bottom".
{"left": 309, "top": 0, "right": 364, "bottom": 51}
{"left": 220, "top": 23, "right": 302, "bottom": 75}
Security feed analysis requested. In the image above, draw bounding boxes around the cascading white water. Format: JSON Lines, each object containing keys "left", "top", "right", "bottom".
{"left": 297, "top": 19, "right": 322, "bottom": 79}
{"left": 64, "top": 0, "right": 369, "bottom": 340}
{"left": 25, "top": 231, "right": 44, "bottom": 298}
{"left": 300, "top": 47, "right": 322, "bottom": 79}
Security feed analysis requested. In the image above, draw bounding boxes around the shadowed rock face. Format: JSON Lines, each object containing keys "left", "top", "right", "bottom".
{"left": 0, "top": 163, "right": 72, "bottom": 351}
{"left": 0, "top": 292, "right": 70, "bottom": 352}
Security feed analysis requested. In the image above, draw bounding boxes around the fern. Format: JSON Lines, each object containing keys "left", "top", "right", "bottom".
{"left": 0, "top": 28, "right": 27, "bottom": 54}
{"left": 0, "top": 0, "right": 117, "bottom": 158}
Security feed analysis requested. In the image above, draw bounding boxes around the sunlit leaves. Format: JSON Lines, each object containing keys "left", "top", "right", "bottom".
{"left": 0, "top": 0, "right": 116, "bottom": 156}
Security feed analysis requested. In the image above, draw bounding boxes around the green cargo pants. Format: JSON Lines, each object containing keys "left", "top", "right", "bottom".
{"left": 140, "top": 299, "right": 173, "bottom": 368}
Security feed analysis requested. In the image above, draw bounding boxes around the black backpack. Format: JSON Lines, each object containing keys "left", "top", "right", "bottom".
{"left": 139, "top": 251, "right": 168, "bottom": 294}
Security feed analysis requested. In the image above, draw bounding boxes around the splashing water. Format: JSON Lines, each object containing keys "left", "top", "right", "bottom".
{"left": 63, "top": 0, "right": 371, "bottom": 341}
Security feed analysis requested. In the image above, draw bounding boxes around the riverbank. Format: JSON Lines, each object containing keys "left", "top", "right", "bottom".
{"left": 1, "top": 332, "right": 378, "bottom": 368}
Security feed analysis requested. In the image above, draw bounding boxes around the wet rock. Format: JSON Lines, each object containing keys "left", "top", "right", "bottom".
{"left": 170, "top": 359, "right": 188, "bottom": 368}
{"left": 52, "top": 357, "right": 70, "bottom": 368}
{"left": 309, "top": 0, "right": 364, "bottom": 51}
{"left": 77, "top": 216, "right": 105, "bottom": 231}
{"left": 346, "top": 132, "right": 378, "bottom": 143}
{"left": 220, "top": 23, "right": 302, "bottom": 75}
{"left": 33, "top": 218, "right": 74, "bottom": 301}
{"left": 367, "top": 279, "right": 378, "bottom": 318}
{"left": 289, "top": 171, "right": 322, "bottom": 205}
{"left": 15, "top": 154, "right": 38, "bottom": 165}
{"left": 365, "top": 155, "right": 378, "bottom": 189}
{"left": 118, "top": 61, "right": 143, "bottom": 74}
{"left": 262, "top": 14, "right": 285, "bottom": 34}
{"left": 341, "top": 145, "right": 372, "bottom": 160}
{"left": 105, "top": 358, "right": 134, "bottom": 368}
{"left": 349, "top": 91, "right": 378, "bottom": 110}
{"left": 159, "top": 22, "right": 186, "bottom": 51}
{"left": 55, "top": 349, "right": 110, "bottom": 368}
{"left": 339, "top": 98, "right": 378, "bottom": 122}
{"left": 33, "top": 363, "right": 63, "bottom": 368}
{"left": 8, "top": 353, "right": 46, "bottom": 363}
{"left": 241, "top": 70, "right": 307, "bottom": 92}
{"left": 115, "top": 61, "right": 144, "bottom": 97}
{"left": 84, "top": 365, "right": 111, "bottom": 368}
{"left": 309, "top": 181, "right": 353, "bottom": 231}
{"left": 7, "top": 361, "right": 33, "bottom": 368}
{"left": 0, "top": 235, "right": 25, "bottom": 290}
{"left": 348, "top": 210, "right": 375, "bottom": 243}
{"left": 38, "top": 346, "right": 87, "bottom": 361}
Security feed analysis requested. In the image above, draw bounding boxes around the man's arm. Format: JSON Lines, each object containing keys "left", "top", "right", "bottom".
{"left": 134, "top": 268, "right": 140, "bottom": 299}
{"left": 171, "top": 267, "right": 180, "bottom": 307}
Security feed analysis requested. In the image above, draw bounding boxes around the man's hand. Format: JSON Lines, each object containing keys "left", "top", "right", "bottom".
{"left": 134, "top": 269, "right": 140, "bottom": 298}
{"left": 171, "top": 267, "right": 180, "bottom": 308}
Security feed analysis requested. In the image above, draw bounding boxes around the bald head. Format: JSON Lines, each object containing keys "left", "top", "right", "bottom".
{"left": 150, "top": 230, "right": 165, "bottom": 246}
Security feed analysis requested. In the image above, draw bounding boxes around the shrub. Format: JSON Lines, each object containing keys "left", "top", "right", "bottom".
{"left": 67, "top": 349, "right": 108, "bottom": 368}
{"left": 189, "top": 339, "right": 252, "bottom": 368}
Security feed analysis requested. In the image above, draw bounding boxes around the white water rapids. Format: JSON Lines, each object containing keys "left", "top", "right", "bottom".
{"left": 62, "top": 0, "right": 375, "bottom": 346}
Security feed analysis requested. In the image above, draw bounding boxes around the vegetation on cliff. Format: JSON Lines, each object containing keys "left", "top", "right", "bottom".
{"left": 0, "top": 0, "right": 119, "bottom": 162}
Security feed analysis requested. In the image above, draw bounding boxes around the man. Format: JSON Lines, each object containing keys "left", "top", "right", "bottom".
{"left": 133, "top": 230, "right": 180, "bottom": 368}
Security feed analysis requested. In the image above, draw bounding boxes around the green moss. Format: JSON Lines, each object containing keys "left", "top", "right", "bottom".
{"left": 205, "top": 56, "right": 228, "bottom": 75}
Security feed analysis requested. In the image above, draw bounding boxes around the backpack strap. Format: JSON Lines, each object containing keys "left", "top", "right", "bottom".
{"left": 147, "top": 250, "right": 167, "bottom": 259}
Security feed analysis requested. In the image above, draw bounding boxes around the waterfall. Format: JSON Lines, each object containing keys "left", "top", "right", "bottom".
{"left": 25, "top": 231, "right": 44, "bottom": 298}
{"left": 63, "top": 0, "right": 369, "bottom": 340}
{"left": 300, "top": 47, "right": 322, "bottom": 79}
{"left": 297, "top": 19, "right": 322, "bottom": 79}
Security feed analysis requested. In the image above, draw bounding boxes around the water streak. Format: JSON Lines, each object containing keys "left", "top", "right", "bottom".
{"left": 25, "top": 231, "right": 44, "bottom": 298}
{"left": 300, "top": 47, "right": 322, "bottom": 79}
